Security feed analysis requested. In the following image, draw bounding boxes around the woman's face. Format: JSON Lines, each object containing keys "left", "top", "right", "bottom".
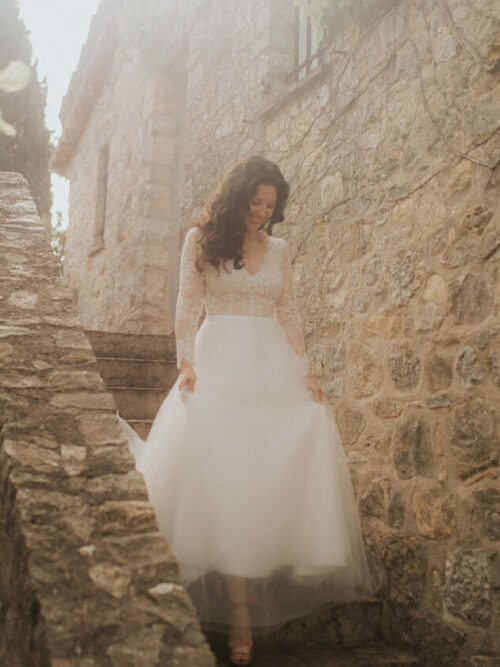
{"left": 244, "top": 183, "right": 277, "bottom": 233}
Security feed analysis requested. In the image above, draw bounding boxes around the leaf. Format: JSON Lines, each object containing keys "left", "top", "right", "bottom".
{"left": 0, "top": 60, "right": 31, "bottom": 93}
{"left": 0, "top": 108, "right": 17, "bottom": 137}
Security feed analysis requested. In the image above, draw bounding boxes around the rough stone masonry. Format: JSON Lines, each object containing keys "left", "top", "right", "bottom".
{"left": 52, "top": 0, "right": 500, "bottom": 664}
{"left": 0, "top": 172, "right": 215, "bottom": 666}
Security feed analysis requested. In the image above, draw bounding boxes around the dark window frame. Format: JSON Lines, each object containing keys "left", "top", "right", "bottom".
{"left": 90, "top": 141, "right": 110, "bottom": 255}
{"left": 294, "top": 3, "right": 329, "bottom": 81}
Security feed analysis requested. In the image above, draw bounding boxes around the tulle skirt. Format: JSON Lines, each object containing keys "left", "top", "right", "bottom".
{"left": 120, "top": 314, "right": 374, "bottom": 636}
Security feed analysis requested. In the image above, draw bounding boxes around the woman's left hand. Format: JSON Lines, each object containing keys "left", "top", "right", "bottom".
{"left": 306, "top": 373, "right": 328, "bottom": 404}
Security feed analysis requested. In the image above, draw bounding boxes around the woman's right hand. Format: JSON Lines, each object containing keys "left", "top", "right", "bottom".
{"left": 306, "top": 372, "right": 327, "bottom": 404}
{"left": 178, "top": 359, "right": 197, "bottom": 393}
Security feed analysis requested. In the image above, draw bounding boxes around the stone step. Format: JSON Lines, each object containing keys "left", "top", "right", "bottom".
{"left": 85, "top": 330, "right": 176, "bottom": 361}
{"left": 205, "top": 599, "right": 423, "bottom": 665}
{"left": 94, "top": 356, "right": 178, "bottom": 389}
{"left": 256, "top": 597, "right": 384, "bottom": 649}
{"left": 218, "top": 598, "right": 384, "bottom": 651}
{"left": 208, "top": 640, "right": 421, "bottom": 666}
{"left": 127, "top": 419, "right": 153, "bottom": 439}
{"left": 111, "top": 386, "right": 167, "bottom": 420}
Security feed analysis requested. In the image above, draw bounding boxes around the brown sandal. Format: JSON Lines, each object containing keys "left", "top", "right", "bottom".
{"left": 228, "top": 641, "right": 253, "bottom": 665}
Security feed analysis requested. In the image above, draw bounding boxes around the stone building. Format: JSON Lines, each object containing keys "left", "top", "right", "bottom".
{"left": 52, "top": 0, "right": 500, "bottom": 664}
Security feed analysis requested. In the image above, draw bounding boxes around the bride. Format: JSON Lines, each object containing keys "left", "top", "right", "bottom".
{"left": 119, "top": 155, "right": 373, "bottom": 665}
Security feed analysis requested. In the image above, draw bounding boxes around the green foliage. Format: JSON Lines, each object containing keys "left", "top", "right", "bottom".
{"left": 49, "top": 209, "right": 66, "bottom": 264}
{"left": 0, "top": 0, "right": 51, "bottom": 217}
{"left": 0, "top": 60, "right": 32, "bottom": 136}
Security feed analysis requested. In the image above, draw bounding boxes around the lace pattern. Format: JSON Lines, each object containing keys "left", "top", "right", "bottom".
{"left": 175, "top": 227, "right": 204, "bottom": 369}
{"left": 175, "top": 227, "right": 308, "bottom": 374}
{"left": 274, "top": 240, "right": 308, "bottom": 375}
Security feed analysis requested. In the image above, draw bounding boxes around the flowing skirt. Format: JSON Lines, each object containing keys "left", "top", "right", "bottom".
{"left": 120, "top": 314, "right": 374, "bottom": 636}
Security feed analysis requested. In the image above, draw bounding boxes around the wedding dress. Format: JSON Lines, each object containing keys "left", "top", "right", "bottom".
{"left": 119, "top": 226, "right": 374, "bottom": 637}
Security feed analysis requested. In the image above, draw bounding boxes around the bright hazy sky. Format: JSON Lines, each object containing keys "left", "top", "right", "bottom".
{"left": 18, "top": 0, "right": 101, "bottom": 227}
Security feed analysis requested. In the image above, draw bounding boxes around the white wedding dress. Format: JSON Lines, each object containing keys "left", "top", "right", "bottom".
{"left": 119, "top": 226, "right": 374, "bottom": 636}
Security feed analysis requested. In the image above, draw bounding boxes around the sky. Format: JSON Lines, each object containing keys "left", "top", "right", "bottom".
{"left": 18, "top": 0, "right": 101, "bottom": 228}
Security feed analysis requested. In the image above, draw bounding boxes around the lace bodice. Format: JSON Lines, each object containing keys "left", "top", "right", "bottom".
{"left": 175, "top": 226, "right": 308, "bottom": 374}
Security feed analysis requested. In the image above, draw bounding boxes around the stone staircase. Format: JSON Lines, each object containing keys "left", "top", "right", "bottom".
{"left": 85, "top": 330, "right": 178, "bottom": 438}
{"left": 86, "top": 330, "right": 422, "bottom": 666}
{"left": 206, "top": 597, "right": 421, "bottom": 666}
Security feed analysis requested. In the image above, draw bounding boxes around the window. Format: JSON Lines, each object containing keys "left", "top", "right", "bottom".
{"left": 295, "top": 1, "right": 328, "bottom": 80}
{"left": 92, "top": 142, "right": 109, "bottom": 253}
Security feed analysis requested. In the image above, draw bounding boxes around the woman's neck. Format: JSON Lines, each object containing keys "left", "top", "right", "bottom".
{"left": 244, "top": 229, "right": 266, "bottom": 242}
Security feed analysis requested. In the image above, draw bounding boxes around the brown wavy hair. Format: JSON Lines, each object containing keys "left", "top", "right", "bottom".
{"left": 192, "top": 155, "right": 290, "bottom": 275}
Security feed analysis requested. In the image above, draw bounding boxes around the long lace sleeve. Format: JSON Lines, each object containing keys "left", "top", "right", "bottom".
{"left": 175, "top": 227, "right": 204, "bottom": 370}
{"left": 275, "top": 240, "right": 308, "bottom": 376}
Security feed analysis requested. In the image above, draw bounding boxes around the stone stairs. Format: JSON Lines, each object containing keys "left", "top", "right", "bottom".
{"left": 85, "top": 330, "right": 422, "bottom": 666}
{"left": 211, "top": 642, "right": 420, "bottom": 666}
{"left": 206, "top": 597, "right": 421, "bottom": 666}
{"left": 85, "top": 330, "right": 178, "bottom": 438}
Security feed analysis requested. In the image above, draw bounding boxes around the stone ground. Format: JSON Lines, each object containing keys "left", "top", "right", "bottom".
{"left": 205, "top": 634, "right": 421, "bottom": 666}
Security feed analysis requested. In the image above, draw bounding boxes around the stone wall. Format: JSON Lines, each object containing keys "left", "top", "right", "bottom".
{"left": 178, "top": 0, "right": 500, "bottom": 664}
{"left": 53, "top": 0, "right": 294, "bottom": 337}
{"left": 0, "top": 172, "right": 215, "bottom": 665}
{"left": 53, "top": 0, "right": 186, "bottom": 335}
{"left": 53, "top": 0, "right": 500, "bottom": 663}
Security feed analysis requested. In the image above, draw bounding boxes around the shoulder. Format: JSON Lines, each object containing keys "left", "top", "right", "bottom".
{"left": 182, "top": 226, "right": 203, "bottom": 252}
{"left": 185, "top": 226, "right": 202, "bottom": 241}
{"left": 269, "top": 235, "right": 290, "bottom": 259}
{"left": 268, "top": 235, "right": 287, "bottom": 250}
{"left": 181, "top": 227, "right": 204, "bottom": 270}
{"left": 267, "top": 236, "right": 290, "bottom": 271}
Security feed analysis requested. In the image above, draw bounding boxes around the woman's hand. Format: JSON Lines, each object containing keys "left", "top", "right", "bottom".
{"left": 306, "top": 373, "right": 327, "bottom": 404}
{"left": 178, "top": 359, "right": 197, "bottom": 393}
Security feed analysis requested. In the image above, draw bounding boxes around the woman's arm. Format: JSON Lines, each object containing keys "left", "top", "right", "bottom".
{"left": 275, "top": 239, "right": 308, "bottom": 375}
{"left": 175, "top": 227, "right": 204, "bottom": 370}
{"left": 275, "top": 239, "right": 327, "bottom": 403}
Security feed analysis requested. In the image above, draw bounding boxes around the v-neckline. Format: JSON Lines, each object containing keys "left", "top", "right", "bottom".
{"left": 241, "top": 235, "right": 271, "bottom": 277}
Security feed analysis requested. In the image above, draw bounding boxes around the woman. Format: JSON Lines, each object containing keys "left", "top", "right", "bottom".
{"left": 120, "top": 155, "right": 373, "bottom": 665}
